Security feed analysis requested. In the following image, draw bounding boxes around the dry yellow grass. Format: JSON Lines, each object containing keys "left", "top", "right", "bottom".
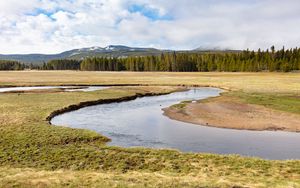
{"left": 0, "top": 167, "right": 297, "bottom": 188}
{"left": 0, "top": 71, "right": 300, "bottom": 93}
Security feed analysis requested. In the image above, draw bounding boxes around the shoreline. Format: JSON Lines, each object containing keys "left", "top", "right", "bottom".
{"left": 42, "top": 85, "right": 300, "bottom": 133}
{"left": 0, "top": 83, "right": 232, "bottom": 92}
{"left": 47, "top": 87, "right": 188, "bottom": 124}
{"left": 163, "top": 95, "right": 300, "bottom": 133}
{"left": 7, "top": 82, "right": 297, "bottom": 133}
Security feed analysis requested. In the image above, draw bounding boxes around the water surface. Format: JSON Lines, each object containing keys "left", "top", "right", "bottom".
{"left": 51, "top": 88, "right": 300, "bottom": 160}
{"left": 0, "top": 86, "right": 108, "bottom": 93}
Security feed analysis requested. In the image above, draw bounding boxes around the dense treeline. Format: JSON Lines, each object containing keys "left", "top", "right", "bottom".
{"left": 43, "top": 46, "right": 300, "bottom": 72}
{"left": 0, "top": 60, "right": 25, "bottom": 70}
{"left": 80, "top": 57, "right": 124, "bottom": 71}
{"left": 80, "top": 47, "right": 300, "bottom": 72}
{"left": 42, "top": 59, "right": 81, "bottom": 70}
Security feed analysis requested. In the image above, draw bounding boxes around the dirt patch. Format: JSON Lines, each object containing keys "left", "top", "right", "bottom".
{"left": 163, "top": 96, "right": 300, "bottom": 132}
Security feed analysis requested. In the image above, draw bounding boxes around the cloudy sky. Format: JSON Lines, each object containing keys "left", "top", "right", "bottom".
{"left": 1, "top": 0, "right": 300, "bottom": 54}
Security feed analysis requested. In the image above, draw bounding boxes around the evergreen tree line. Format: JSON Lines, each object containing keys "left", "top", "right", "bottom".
{"left": 41, "top": 46, "right": 300, "bottom": 72}
{"left": 42, "top": 59, "right": 81, "bottom": 70}
{"left": 0, "top": 60, "right": 25, "bottom": 71}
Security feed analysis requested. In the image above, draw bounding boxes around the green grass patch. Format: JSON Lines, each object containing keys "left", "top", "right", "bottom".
{"left": 171, "top": 100, "right": 192, "bottom": 109}
{"left": 227, "top": 92, "right": 300, "bottom": 114}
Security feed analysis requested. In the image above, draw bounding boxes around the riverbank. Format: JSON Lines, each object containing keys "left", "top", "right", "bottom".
{"left": 163, "top": 93, "right": 300, "bottom": 132}
{"left": 0, "top": 86, "right": 299, "bottom": 187}
{"left": 47, "top": 87, "right": 185, "bottom": 123}
{"left": 1, "top": 72, "right": 300, "bottom": 187}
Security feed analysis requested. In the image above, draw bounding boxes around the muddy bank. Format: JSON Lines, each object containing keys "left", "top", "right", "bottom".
{"left": 163, "top": 95, "right": 300, "bottom": 132}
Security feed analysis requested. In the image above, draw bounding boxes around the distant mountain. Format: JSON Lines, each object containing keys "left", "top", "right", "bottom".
{"left": 0, "top": 45, "right": 165, "bottom": 65}
{"left": 192, "top": 46, "right": 240, "bottom": 52}
{"left": 0, "top": 45, "right": 237, "bottom": 65}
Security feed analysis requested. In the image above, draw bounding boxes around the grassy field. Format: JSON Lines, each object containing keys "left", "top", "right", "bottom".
{"left": 0, "top": 71, "right": 300, "bottom": 187}
{"left": 0, "top": 71, "right": 300, "bottom": 93}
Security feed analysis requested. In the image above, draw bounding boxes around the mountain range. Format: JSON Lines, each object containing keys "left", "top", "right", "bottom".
{"left": 0, "top": 45, "right": 236, "bottom": 65}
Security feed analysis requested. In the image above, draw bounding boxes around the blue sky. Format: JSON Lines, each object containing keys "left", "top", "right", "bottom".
{"left": 128, "top": 4, "right": 173, "bottom": 21}
{"left": 0, "top": 0, "right": 300, "bottom": 54}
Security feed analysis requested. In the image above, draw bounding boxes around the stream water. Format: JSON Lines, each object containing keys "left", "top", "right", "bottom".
{"left": 0, "top": 86, "right": 108, "bottom": 92}
{"left": 51, "top": 88, "right": 300, "bottom": 160}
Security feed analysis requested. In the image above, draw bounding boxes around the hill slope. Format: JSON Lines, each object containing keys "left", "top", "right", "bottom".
{"left": 0, "top": 45, "right": 239, "bottom": 65}
{"left": 0, "top": 45, "right": 165, "bottom": 65}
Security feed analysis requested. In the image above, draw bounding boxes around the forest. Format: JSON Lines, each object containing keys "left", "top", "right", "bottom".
{"left": 0, "top": 60, "right": 25, "bottom": 71}
{"left": 2, "top": 46, "right": 300, "bottom": 72}
{"left": 47, "top": 46, "right": 300, "bottom": 72}
{"left": 42, "top": 59, "right": 81, "bottom": 70}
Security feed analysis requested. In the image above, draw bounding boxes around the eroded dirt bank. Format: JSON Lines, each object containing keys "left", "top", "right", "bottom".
{"left": 163, "top": 95, "right": 300, "bottom": 132}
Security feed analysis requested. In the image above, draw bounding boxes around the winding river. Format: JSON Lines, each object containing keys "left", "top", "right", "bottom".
{"left": 51, "top": 88, "right": 300, "bottom": 160}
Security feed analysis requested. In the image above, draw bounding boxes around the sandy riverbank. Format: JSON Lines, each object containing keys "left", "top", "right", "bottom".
{"left": 163, "top": 95, "right": 300, "bottom": 132}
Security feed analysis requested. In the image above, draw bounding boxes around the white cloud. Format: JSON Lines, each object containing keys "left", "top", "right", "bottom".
{"left": 0, "top": 0, "right": 300, "bottom": 53}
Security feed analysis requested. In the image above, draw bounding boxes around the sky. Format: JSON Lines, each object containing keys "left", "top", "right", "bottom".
{"left": 1, "top": 0, "right": 300, "bottom": 54}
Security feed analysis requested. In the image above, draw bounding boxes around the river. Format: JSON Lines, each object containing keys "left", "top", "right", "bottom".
{"left": 51, "top": 87, "right": 300, "bottom": 160}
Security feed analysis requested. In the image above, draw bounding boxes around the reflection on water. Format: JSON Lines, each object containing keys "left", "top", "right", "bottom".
{"left": 51, "top": 88, "right": 300, "bottom": 160}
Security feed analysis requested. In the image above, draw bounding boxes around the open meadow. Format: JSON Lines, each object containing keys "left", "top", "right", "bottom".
{"left": 0, "top": 71, "right": 300, "bottom": 187}
{"left": 1, "top": 71, "right": 300, "bottom": 93}
{"left": 2, "top": 0, "right": 300, "bottom": 187}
